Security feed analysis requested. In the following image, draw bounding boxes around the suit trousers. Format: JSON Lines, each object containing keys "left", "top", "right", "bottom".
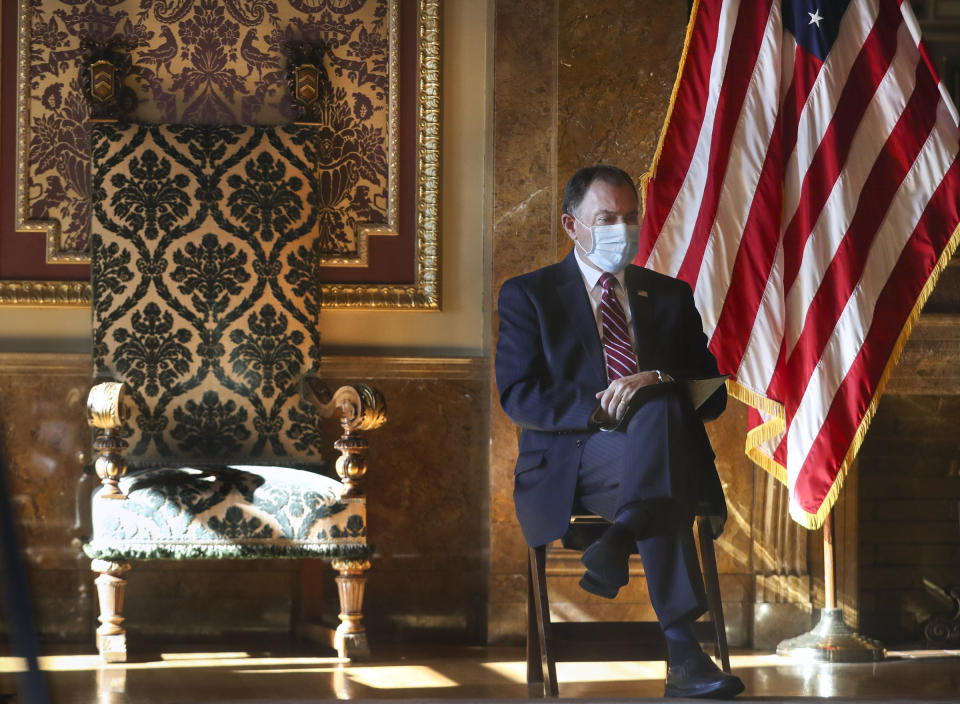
{"left": 576, "top": 390, "right": 708, "bottom": 629}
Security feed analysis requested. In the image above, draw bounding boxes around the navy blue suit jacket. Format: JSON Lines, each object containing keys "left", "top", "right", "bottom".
{"left": 495, "top": 250, "right": 727, "bottom": 547}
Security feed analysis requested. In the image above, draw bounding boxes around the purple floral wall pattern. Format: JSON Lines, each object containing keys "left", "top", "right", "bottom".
{"left": 26, "top": 0, "right": 389, "bottom": 261}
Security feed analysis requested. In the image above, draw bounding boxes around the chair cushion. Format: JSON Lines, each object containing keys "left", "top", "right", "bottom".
{"left": 83, "top": 465, "right": 369, "bottom": 561}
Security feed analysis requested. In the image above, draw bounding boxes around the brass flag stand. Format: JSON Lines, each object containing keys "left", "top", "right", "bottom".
{"left": 776, "top": 513, "right": 885, "bottom": 662}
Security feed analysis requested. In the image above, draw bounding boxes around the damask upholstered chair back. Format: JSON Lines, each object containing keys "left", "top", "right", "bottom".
{"left": 84, "top": 123, "right": 385, "bottom": 664}
{"left": 91, "top": 123, "right": 325, "bottom": 468}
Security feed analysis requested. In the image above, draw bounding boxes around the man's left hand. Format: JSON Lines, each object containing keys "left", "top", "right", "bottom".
{"left": 595, "top": 371, "right": 665, "bottom": 422}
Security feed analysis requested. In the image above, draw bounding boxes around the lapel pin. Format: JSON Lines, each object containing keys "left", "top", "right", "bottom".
{"left": 636, "top": 289, "right": 649, "bottom": 297}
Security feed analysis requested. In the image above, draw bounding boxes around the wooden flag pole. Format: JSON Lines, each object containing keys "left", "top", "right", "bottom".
{"left": 823, "top": 512, "right": 836, "bottom": 610}
{"left": 775, "top": 509, "right": 884, "bottom": 662}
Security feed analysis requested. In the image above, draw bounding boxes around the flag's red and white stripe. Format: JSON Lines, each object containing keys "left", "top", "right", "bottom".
{"left": 639, "top": 0, "right": 960, "bottom": 527}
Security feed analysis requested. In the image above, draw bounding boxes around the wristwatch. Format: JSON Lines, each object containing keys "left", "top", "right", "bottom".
{"left": 654, "top": 369, "right": 666, "bottom": 384}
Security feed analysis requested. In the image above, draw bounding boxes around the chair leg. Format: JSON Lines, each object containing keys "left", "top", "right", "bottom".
{"left": 696, "top": 517, "right": 731, "bottom": 673}
{"left": 526, "top": 552, "right": 544, "bottom": 685}
{"left": 91, "top": 559, "right": 131, "bottom": 663}
{"left": 332, "top": 558, "right": 371, "bottom": 659}
{"left": 529, "top": 546, "right": 558, "bottom": 697}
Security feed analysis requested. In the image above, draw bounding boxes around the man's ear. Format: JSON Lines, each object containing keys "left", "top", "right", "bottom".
{"left": 560, "top": 212, "right": 577, "bottom": 241}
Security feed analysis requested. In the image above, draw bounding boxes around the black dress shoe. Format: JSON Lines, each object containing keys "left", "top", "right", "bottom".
{"left": 578, "top": 531, "right": 631, "bottom": 598}
{"left": 664, "top": 650, "right": 744, "bottom": 699}
{"left": 578, "top": 570, "right": 621, "bottom": 599}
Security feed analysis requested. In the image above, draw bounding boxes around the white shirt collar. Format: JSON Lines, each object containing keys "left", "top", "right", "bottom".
{"left": 573, "top": 246, "right": 626, "bottom": 292}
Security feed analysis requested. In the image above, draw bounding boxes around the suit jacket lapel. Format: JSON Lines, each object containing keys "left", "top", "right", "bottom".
{"left": 556, "top": 251, "right": 606, "bottom": 387}
{"left": 625, "top": 266, "right": 654, "bottom": 370}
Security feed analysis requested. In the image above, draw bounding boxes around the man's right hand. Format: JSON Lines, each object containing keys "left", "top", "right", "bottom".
{"left": 594, "top": 370, "right": 665, "bottom": 423}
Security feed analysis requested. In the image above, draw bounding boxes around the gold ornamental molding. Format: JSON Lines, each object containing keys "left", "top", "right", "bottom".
{"left": 7, "top": 0, "right": 441, "bottom": 310}
{"left": 320, "top": 0, "right": 440, "bottom": 309}
{"left": 0, "top": 280, "right": 90, "bottom": 307}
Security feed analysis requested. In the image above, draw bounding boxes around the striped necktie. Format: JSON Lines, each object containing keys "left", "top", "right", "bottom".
{"left": 599, "top": 273, "right": 638, "bottom": 382}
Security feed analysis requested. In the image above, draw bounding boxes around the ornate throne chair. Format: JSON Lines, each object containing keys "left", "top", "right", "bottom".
{"left": 84, "top": 122, "right": 385, "bottom": 662}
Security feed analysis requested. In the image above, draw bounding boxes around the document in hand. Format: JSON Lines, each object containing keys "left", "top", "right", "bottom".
{"left": 603, "top": 375, "right": 730, "bottom": 432}
{"left": 683, "top": 375, "right": 730, "bottom": 411}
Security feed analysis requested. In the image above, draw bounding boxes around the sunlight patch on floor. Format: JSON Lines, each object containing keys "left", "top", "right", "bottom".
{"left": 887, "top": 649, "right": 960, "bottom": 659}
{"left": 344, "top": 665, "right": 459, "bottom": 689}
{"left": 233, "top": 668, "right": 341, "bottom": 675}
{"left": 160, "top": 652, "right": 251, "bottom": 661}
{"left": 482, "top": 659, "right": 666, "bottom": 683}
{"left": 483, "top": 652, "right": 786, "bottom": 685}
{"left": 0, "top": 654, "right": 346, "bottom": 673}
{"left": 0, "top": 658, "right": 27, "bottom": 673}
{"left": 730, "top": 653, "right": 784, "bottom": 668}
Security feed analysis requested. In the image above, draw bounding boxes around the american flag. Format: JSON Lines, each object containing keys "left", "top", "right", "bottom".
{"left": 638, "top": 0, "right": 960, "bottom": 528}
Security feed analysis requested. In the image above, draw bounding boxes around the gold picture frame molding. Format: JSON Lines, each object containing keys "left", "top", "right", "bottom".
{"left": 4, "top": 0, "right": 440, "bottom": 310}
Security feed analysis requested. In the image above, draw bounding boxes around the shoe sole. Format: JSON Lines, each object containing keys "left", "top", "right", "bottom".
{"left": 578, "top": 571, "right": 620, "bottom": 599}
{"left": 664, "top": 677, "right": 745, "bottom": 699}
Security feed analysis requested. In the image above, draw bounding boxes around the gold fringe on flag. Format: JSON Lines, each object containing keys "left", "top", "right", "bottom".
{"left": 726, "top": 380, "right": 787, "bottom": 485}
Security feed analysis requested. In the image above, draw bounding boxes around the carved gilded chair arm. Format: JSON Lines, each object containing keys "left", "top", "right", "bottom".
{"left": 86, "top": 381, "right": 128, "bottom": 499}
{"left": 301, "top": 377, "right": 387, "bottom": 432}
{"left": 86, "top": 381, "right": 127, "bottom": 430}
{"left": 301, "top": 377, "right": 386, "bottom": 497}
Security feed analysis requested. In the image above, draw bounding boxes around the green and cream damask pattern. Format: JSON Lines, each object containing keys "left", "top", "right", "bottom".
{"left": 91, "top": 122, "right": 327, "bottom": 468}
{"left": 84, "top": 465, "right": 368, "bottom": 560}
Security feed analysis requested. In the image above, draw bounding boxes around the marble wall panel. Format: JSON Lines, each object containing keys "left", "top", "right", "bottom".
{"left": 0, "top": 353, "right": 490, "bottom": 645}
{"left": 489, "top": 0, "right": 560, "bottom": 644}
{"left": 705, "top": 403, "right": 755, "bottom": 577}
{"left": 0, "top": 354, "right": 97, "bottom": 640}
{"left": 314, "top": 359, "right": 490, "bottom": 643}
{"left": 556, "top": 0, "right": 689, "bottom": 260}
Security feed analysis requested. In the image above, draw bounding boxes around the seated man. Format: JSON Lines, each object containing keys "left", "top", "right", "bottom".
{"left": 495, "top": 165, "right": 744, "bottom": 699}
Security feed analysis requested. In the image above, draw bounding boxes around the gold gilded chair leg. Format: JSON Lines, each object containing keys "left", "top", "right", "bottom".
{"left": 91, "top": 559, "right": 131, "bottom": 662}
{"left": 332, "top": 558, "right": 371, "bottom": 659}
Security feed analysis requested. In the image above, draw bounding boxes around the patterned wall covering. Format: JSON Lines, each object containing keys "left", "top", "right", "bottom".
{"left": 27, "top": 0, "right": 388, "bottom": 263}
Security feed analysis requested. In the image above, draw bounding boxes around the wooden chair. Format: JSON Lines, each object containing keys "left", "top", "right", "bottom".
{"left": 526, "top": 514, "right": 731, "bottom": 697}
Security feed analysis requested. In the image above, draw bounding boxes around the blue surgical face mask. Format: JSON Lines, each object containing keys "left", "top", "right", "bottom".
{"left": 573, "top": 216, "right": 640, "bottom": 273}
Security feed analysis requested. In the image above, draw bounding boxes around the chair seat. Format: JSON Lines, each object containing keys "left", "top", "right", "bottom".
{"left": 84, "top": 465, "right": 369, "bottom": 561}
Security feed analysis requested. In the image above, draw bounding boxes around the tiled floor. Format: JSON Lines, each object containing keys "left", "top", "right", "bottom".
{"left": 1, "top": 643, "right": 959, "bottom": 702}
